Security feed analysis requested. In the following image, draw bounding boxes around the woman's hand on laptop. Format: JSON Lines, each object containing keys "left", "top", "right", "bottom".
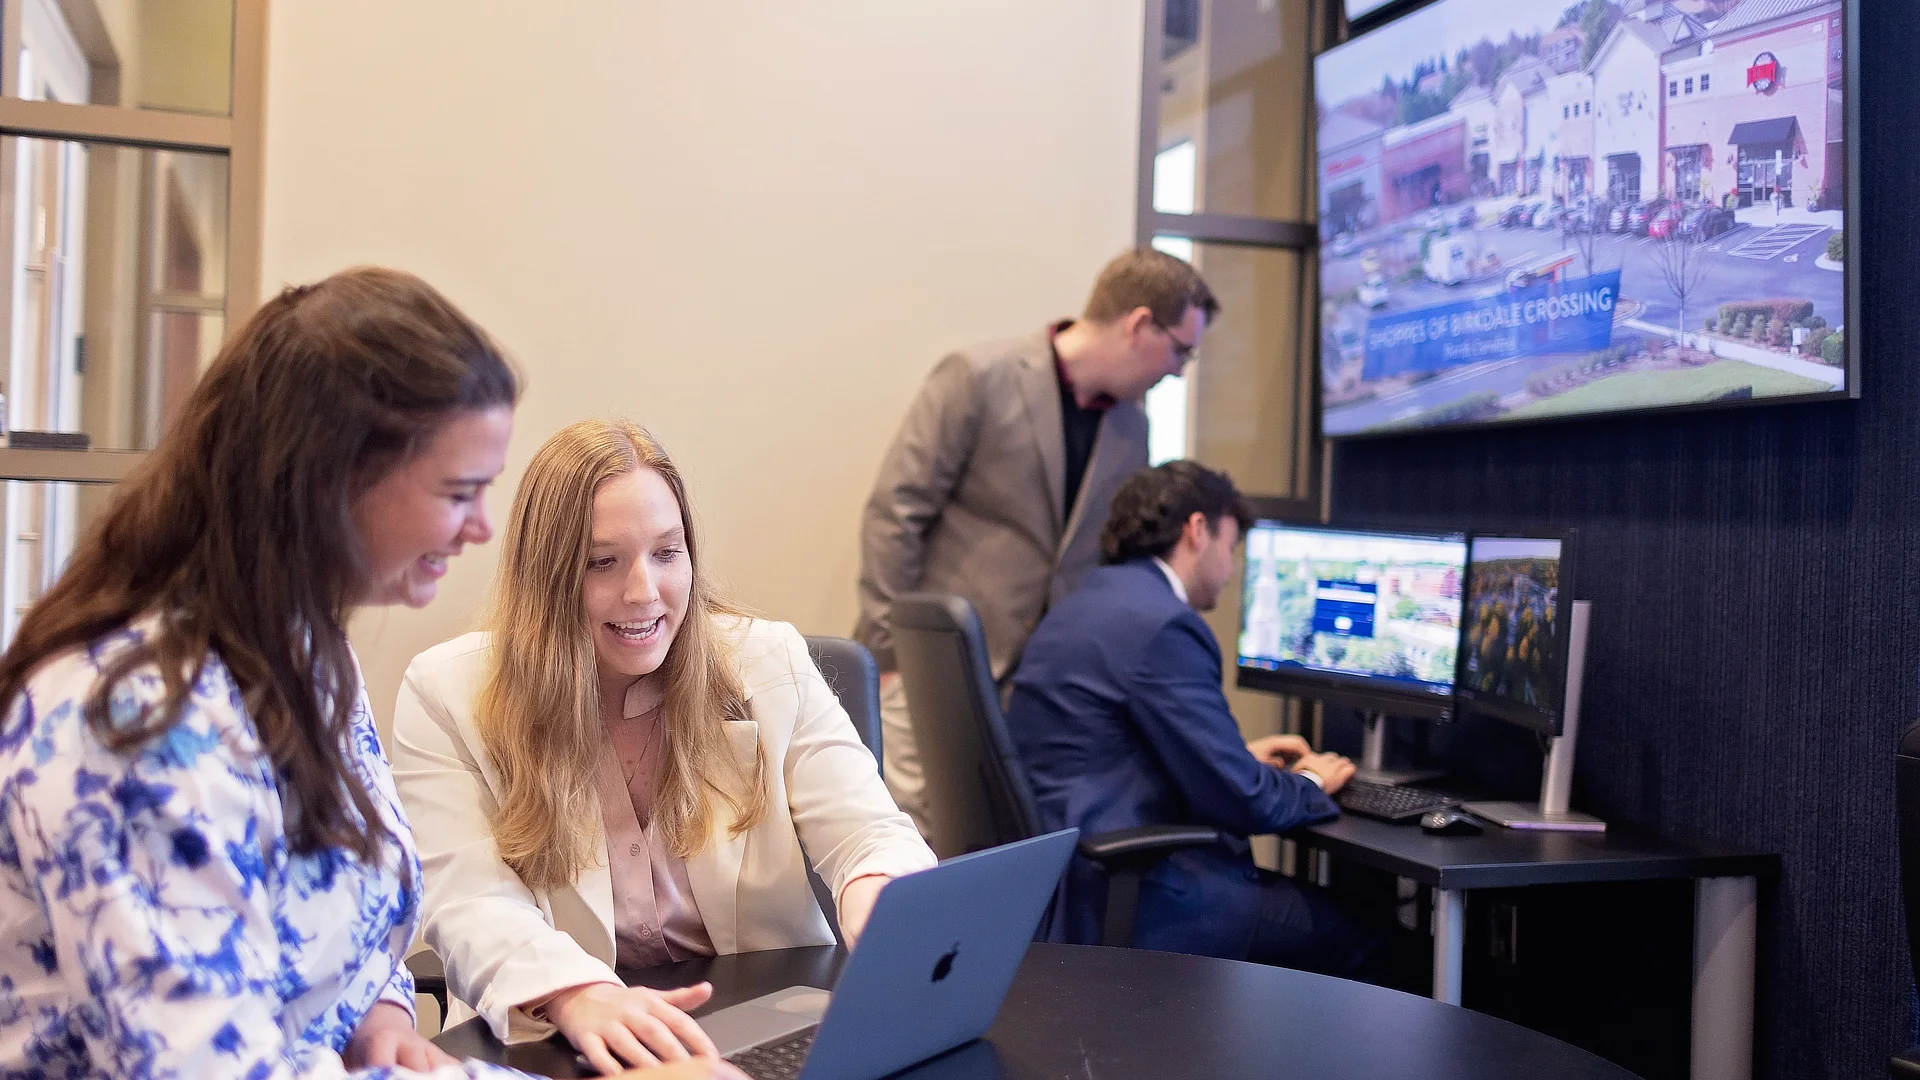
{"left": 837, "top": 873, "right": 891, "bottom": 949}
{"left": 612, "top": 1059, "right": 749, "bottom": 1079}
{"left": 545, "top": 981, "right": 720, "bottom": 1074}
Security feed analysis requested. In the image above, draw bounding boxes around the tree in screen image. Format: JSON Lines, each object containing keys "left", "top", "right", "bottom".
{"left": 1651, "top": 233, "right": 1710, "bottom": 355}
{"left": 1463, "top": 559, "right": 1559, "bottom": 705}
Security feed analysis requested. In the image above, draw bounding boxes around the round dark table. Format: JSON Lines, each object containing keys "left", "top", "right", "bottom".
{"left": 432, "top": 943, "right": 1639, "bottom": 1079}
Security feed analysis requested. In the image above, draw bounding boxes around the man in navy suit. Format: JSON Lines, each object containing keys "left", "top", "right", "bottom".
{"left": 1006, "top": 461, "right": 1402, "bottom": 980}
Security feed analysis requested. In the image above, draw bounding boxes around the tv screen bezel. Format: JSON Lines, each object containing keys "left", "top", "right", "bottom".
{"left": 1344, "top": 0, "right": 1424, "bottom": 34}
{"left": 1453, "top": 529, "right": 1579, "bottom": 737}
{"left": 1311, "top": 0, "right": 1861, "bottom": 441}
{"left": 1232, "top": 514, "right": 1467, "bottom": 721}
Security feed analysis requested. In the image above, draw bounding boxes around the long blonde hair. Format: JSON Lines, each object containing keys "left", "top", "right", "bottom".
{"left": 477, "top": 419, "right": 767, "bottom": 890}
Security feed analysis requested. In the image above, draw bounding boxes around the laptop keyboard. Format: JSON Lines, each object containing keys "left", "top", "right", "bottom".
{"left": 726, "top": 1028, "right": 818, "bottom": 1080}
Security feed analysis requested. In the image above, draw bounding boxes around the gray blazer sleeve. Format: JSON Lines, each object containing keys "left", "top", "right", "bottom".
{"left": 855, "top": 354, "right": 984, "bottom": 670}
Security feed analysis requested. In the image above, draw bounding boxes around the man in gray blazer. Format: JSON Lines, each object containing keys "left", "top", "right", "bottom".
{"left": 856, "top": 249, "right": 1219, "bottom": 833}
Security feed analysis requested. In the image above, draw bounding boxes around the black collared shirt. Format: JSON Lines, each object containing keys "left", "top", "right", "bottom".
{"left": 1050, "top": 321, "right": 1110, "bottom": 523}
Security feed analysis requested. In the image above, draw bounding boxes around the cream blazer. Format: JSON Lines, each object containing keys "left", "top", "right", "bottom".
{"left": 390, "top": 617, "right": 935, "bottom": 1043}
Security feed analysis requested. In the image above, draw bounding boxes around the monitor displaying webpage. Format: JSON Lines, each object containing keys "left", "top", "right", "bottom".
{"left": 1238, "top": 524, "right": 1466, "bottom": 697}
{"left": 1460, "top": 536, "right": 1564, "bottom": 710}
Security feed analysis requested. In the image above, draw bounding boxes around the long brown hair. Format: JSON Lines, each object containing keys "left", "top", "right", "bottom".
{"left": 0, "top": 266, "right": 519, "bottom": 860}
{"left": 478, "top": 419, "right": 766, "bottom": 890}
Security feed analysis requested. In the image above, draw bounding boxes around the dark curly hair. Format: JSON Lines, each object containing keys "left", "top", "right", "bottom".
{"left": 1100, "top": 460, "right": 1253, "bottom": 564}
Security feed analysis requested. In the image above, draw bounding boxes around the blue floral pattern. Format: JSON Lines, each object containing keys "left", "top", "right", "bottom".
{"left": 0, "top": 624, "right": 531, "bottom": 1079}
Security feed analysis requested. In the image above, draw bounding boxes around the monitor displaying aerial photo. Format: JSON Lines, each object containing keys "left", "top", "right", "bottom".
{"left": 1316, "top": 0, "right": 1851, "bottom": 436}
{"left": 1238, "top": 524, "right": 1466, "bottom": 696}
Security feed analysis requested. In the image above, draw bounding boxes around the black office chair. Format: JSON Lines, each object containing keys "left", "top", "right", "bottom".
{"left": 406, "top": 949, "right": 448, "bottom": 1030}
{"left": 804, "top": 635, "right": 882, "bottom": 762}
{"left": 1893, "top": 722, "right": 1920, "bottom": 1077}
{"left": 799, "top": 635, "right": 887, "bottom": 942}
{"left": 890, "top": 592, "right": 1218, "bottom": 947}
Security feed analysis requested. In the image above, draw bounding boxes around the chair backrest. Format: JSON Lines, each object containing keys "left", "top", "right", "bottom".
{"left": 796, "top": 635, "right": 886, "bottom": 943}
{"left": 889, "top": 593, "right": 1041, "bottom": 859}
{"left": 804, "top": 635, "right": 882, "bottom": 765}
{"left": 1898, "top": 721, "right": 1920, "bottom": 999}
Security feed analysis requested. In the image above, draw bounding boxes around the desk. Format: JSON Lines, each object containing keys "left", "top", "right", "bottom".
{"left": 434, "top": 943, "right": 1639, "bottom": 1079}
{"left": 1296, "top": 815, "right": 1777, "bottom": 1080}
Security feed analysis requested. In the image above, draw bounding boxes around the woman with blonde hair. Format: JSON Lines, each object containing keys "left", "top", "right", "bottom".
{"left": 392, "top": 419, "right": 933, "bottom": 1074}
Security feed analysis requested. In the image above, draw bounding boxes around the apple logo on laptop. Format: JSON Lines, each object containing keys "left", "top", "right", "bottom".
{"left": 930, "top": 942, "right": 961, "bottom": 983}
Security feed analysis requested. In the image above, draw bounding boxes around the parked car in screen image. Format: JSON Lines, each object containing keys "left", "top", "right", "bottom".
{"left": 1358, "top": 273, "right": 1391, "bottom": 308}
{"left": 1628, "top": 198, "right": 1672, "bottom": 236}
{"left": 1646, "top": 204, "right": 1683, "bottom": 239}
{"left": 1677, "top": 206, "right": 1737, "bottom": 241}
{"left": 1608, "top": 202, "right": 1635, "bottom": 233}
{"left": 1330, "top": 231, "right": 1359, "bottom": 257}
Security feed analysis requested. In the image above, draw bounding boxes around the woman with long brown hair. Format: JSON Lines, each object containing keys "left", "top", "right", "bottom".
{"left": 0, "top": 267, "right": 561, "bottom": 1078}
{"left": 392, "top": 419, "right": 933, "bottom": 1074}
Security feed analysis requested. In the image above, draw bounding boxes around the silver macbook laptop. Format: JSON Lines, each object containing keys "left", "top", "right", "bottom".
{"left": 699, "top": 829, "right": 1077, "bottom": 1080}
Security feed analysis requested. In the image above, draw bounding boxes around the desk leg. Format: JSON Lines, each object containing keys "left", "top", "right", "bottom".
{"left": 1432, "top": 888, "right": 1465, "bottom": 1005}
{"left": 1691, "top": 876, "right": 1756, "bottom": 1080}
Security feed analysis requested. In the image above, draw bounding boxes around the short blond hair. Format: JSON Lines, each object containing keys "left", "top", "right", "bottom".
{"left": 1082, "top": 248, "right": 1220, "bottom": 326}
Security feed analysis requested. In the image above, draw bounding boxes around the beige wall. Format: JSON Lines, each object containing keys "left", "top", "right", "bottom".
{"left": 261, "top": 0, "right": 1144, "bottom": 730}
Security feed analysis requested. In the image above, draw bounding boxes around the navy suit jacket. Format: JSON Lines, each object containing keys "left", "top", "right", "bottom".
{"left": 1005, "top": 558, "right": 1340, "bottom": 959}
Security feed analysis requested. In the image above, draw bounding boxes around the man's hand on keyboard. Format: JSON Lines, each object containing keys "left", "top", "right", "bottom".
{"left": 1291, "top": 751, "right": 1356, "bottom": 795}
{"left": 1246, "top": 734, "right": 1311, "bottom": 767}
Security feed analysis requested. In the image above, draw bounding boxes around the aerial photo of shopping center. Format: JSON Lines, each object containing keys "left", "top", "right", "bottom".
{"left": 1317, "top": 0, "right": 1848, "bottom": 436}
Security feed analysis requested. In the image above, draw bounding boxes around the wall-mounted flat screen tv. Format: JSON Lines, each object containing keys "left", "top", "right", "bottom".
{"left": 1346, "top": 0, "right": 1403, "bottom": 23}
{"left": 1315, "top": 0, "right": 1857, "bottom": 438}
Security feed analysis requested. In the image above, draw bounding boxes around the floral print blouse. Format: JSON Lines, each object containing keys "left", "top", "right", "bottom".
{"left": 0, "top": 624, "right": 531, "bottom": 1079}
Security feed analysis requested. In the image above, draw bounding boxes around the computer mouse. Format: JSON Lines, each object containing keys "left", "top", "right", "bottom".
{"left": 1419, "top": 808, "right": 1483, "bottom": 836}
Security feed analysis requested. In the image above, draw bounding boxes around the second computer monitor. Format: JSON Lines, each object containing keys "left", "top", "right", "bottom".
{"left": 1457, "top": 534, "right": 1575, "bottom": 736}
{"left": 1236, "top": 521, "right": 1467, "bottom": 718}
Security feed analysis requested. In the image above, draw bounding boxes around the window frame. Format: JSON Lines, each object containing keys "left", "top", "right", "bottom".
{"left": 0, "top": 0, "right": 263, "bottom": 484}
{"left": 1134, "top": 0, "right": 1324, "bottom": 516}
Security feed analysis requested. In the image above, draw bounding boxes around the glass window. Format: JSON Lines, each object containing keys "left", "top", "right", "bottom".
{"left": 1699, "top": 73, "right": 1710, "bottom": 93}
{"left": 0, "top": 480, "right": 109, "bottom": 645}
{"left": 1153, "top": 141, "right": 1198, "bottom": 215}
{"left": 12, "top": 0, "right": 234, "bottom": 115}
{"left": 3, "top": 137, "right": 229, "bottom": 453}
{"left": 1668, "top": 80, "right": 1678, "bottom": 98}
{"left": 1144, "top": 236, "right": 1198, "bottom": 464}
{"left": 1182, "top": 242, "right": 1309, "bottom": 498}
{"left": 1157, "top": 0, "right": 1311, "bottom": 219}
{"left": 1684, "top": 77, "right": 1694, "bottom": 94}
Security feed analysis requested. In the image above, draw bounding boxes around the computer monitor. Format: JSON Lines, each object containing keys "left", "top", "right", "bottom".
{"left": 1236, "top": 521, "right": 1467, "bottom": 720}
{"left": 1456, "top": 533, "right": 1577, "bottom": 737}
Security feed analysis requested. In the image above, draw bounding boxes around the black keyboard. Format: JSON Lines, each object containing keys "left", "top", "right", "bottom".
{"left": 1335, "top": 780, "right": 1463, "bottom": 823}
{"left": 727, "top": 1028, "right": 818, "bottom": 1080}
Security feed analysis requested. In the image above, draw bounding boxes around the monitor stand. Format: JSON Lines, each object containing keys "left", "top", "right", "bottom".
{"left": 1353, "top": 710, "right": 1448, "bottom": 787}
{"left": 1463, "top": 600, "right": 1607, "bottom": 832}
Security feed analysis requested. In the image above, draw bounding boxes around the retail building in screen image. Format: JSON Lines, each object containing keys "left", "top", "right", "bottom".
{"left": 1316, "top": 0, "right": 1852, "bottom": 436}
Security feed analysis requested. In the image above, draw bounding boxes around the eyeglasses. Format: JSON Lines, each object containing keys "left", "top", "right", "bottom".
{"left": 1152, "top": 319, "right": 1200, "bottom": 364}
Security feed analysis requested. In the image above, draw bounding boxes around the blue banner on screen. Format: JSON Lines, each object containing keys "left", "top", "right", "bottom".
{"left": 1362, "top": 270, "right": 1622, "bottom": 381}
{"left": 1312, "top": 579, "right": 1377, "bottom": 638}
